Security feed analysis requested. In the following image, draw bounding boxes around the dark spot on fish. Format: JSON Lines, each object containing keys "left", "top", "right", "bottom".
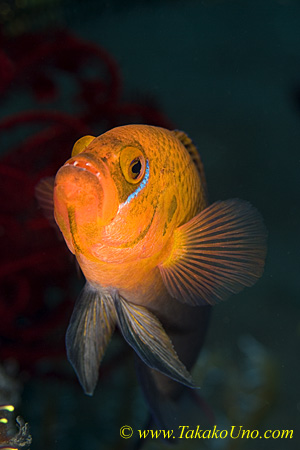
{"left": 68, "top": 207, "right": 83, "bottom": 253}
{"left": 163, "top": 195, "right": 177, "bottom": 236}
{"left": 168, "top": 195, "right": 177, "bottom": 223}
{"left": 162, "top": 222, "right": 168, "bottom": 237}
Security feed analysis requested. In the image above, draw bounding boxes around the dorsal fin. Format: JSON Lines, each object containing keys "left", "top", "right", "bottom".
{"left": 172, "top": 130, "right": 208, "bottom": 201}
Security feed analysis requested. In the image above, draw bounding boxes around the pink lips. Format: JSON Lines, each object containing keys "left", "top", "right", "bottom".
{"left": 64, "top": 159, "right": 102, "bottom": 182}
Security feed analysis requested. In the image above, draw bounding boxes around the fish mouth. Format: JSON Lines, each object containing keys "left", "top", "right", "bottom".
{"left": 55, "top": 155, "right": 104, "bottom": 206}
{"left": 64, "top": 155, "right": 104, "bottom": 182}
{"left": 54, "top": 154, "right": 119, "bottom": 254}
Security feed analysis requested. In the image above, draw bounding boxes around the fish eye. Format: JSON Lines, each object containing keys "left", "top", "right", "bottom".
{"left": 120, "top": 147, "right": 146, "bottom": 184}
{"left": 71, "top": 135, "right": 95, "bottom": 157}
{"left": 130, "top": 158, "right": 142, "bottom": 178}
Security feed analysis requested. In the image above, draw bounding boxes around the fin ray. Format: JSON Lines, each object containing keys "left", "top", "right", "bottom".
{"left": 35, "top": 177, "right": 56, "bottom": 228}
{"left": 65, "top": 283, "right": 116, "bottom": 395}
{"left": 114, "top": 295, "right": 194, "bottom": 388}
{"left": 159, "top": 199, "right": 267, "bottom": 306}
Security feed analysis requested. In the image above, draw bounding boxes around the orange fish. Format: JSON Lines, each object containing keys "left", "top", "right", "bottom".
{"left": 36, "top": 125, "right": 267, "bottom": 426}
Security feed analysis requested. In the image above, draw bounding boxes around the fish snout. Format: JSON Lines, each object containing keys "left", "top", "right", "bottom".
{"left": 54, "top": 156, "right": 118, "bottom": 236}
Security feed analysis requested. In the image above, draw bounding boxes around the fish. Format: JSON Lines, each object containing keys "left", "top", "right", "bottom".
{"left": 36, "top": 125, "right": 267, "bottom": 427}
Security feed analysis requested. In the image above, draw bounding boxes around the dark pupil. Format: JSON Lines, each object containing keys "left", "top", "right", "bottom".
{"left": 131, "top": 159, "right": 141, "bottom": 178}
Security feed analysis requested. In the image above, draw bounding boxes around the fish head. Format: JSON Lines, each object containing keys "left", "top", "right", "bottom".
{"left": 54, "top": 125, "right": 190, "bottom": 261}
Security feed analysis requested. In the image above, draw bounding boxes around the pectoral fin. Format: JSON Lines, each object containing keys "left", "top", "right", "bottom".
{"left": 65, "top": 283, "right": 116, "bottom": 395}
{"left": 35, "top": 177, "right": 56, "bottom": 228}
{"left": 159, "top": 199, "right": 267, "bottom": 306}
{"left": 114, "top": 295, "right": 194, "bottom": 388}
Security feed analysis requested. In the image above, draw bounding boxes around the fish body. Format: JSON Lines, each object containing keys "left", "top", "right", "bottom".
{"left": 36, "top": 125, "right": 267, "bottom": 426}
{"left": 54, "top": 127, "right": 206, "bottom": 307}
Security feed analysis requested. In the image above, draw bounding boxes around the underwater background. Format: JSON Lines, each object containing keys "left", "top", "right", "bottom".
{"left": 0, "top": 0, "right": 299, "bottom": 449}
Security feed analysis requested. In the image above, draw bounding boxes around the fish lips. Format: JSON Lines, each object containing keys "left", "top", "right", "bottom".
{"left": 54, "top": 156, "right": 118, "bottom": 242}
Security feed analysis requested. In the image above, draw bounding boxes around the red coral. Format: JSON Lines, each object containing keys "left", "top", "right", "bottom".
{"left": 0, "top": 29, "right": 172, "bottom": 372}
